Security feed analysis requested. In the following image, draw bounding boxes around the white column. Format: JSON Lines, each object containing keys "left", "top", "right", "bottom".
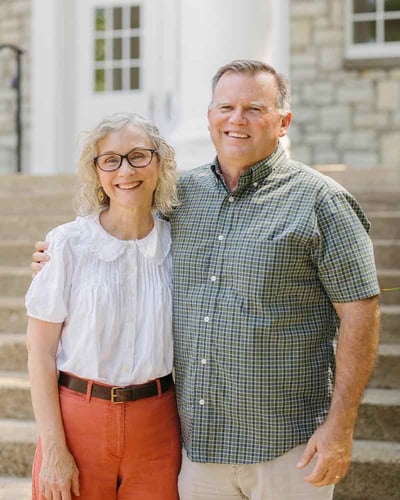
{"left": 168, "top": 0, "right": 289, "bottom": 172}
{"left": 30, "top": 0, "right": 75, "bottom": 174}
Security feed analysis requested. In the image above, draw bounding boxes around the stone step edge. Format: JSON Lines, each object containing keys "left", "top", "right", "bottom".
{"left": 351, "top": 440, "right": 400, "bottom": 463}
{"left": 0, "top": 418, "right": 36, "bottom": 443}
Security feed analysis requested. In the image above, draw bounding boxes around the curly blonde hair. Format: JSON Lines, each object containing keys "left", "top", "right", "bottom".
{"left": 73, "top": 112, "right": 178, "bottom": 216}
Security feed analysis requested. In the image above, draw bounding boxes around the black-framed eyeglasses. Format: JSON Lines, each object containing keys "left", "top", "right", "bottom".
{"left": 94, "top": 148, "right": 157, "bottom": 171}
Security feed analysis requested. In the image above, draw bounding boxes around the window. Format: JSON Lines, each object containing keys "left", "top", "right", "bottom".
{"left": 94, "top": 5, "right": 141, "bottom": 92}
{"left": 346, "top": 0, "right": 400, "bottom": 61}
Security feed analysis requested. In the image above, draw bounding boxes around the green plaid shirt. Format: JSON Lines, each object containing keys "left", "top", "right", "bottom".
{"left": 170, "top": 144, "right": 380, "bottom": 464}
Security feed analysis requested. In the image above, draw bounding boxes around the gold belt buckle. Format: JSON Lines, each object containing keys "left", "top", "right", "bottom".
{"left": 111, "top": 386, "right": 124, "bottom": 404}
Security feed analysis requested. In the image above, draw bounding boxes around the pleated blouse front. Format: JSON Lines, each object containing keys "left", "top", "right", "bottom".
{"left": 25, "top": 212, "right": 173, "bottom": 386}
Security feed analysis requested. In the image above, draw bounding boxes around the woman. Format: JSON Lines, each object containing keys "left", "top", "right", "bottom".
{"left": 25, "top": 112, "right": 181, "bottom": 500}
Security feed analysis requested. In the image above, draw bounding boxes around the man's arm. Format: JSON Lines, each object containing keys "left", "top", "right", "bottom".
{"left": 297, "top": 295, "right": 380, "bottom": 486}
{"left": 31, "top": 241, "right": 50, "bottom": 274}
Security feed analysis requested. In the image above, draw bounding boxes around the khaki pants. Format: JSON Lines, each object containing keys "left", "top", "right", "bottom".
{"left": 178, "top": 445, "right": 334, "bottom": 500}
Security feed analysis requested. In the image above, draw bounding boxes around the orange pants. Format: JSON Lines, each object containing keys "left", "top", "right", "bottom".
{"left": 32, "top": 382, "right": 181, "bottom": 500}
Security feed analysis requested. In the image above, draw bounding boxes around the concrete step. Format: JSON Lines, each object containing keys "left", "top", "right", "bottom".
{"left": 374, "top": 240, "right": 400, "bottom": 270}
{"left": 0, "top": 477, "right": 31, "bottom": 500}
{"left": 369, "top": 344, "right": 400, "bottom": 389}
{"left": 0, "top": 193, "right": 75, "bottom": 216}
{"left": 355, "top": 388, "right": 400, "bottom": 441}
{"left": 0, "top": 267, "right": 32, "bottom": 298}
{"left": 380, "top": 305, "right": 400, "bottom": 344}
{"left": 356, "top": 191, "right": 400, "bottom": 212}
{"left": 369, "top": 211, "right": 400, "bottom": 240}
{"left": 0, "top": 333, "right": 27, "bottom": 372}
{"left": 0, "top": 418, "right": 36, "bottom": 477}
{"left": 379, "top": 270, "right": 400, "bottom": 306}
{"left": 0, "top": 174, "right": 77, "bottom": 194}
{"left": 0, "top": 373, "right": 32, "bottom": 420}
{"left": 0, "top": 215, "right": 73, "bottom": 240}
{"left": 0, "top": 298, "right": 26, "bottom": 333}
{"left": 0, "top": 241, "right": 36, "bottom": 268}
{"left": 321, "top": 167, "right": 400, "bottom": 191}
{"left": 334, "top": 440, "right": 400, "bottom": 500}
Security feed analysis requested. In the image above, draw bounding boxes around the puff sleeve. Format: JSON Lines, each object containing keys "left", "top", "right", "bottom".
{"left": 25, "top": 227, "right": 73, "bottom": 323}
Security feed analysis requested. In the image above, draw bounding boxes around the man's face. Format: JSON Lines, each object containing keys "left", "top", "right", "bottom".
{"left": 208, "top": 71, "right": 291, "bottom": 170}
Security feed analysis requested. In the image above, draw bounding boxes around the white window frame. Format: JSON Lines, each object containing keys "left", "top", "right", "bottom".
{"left": 345, "top": 0, "right": 400, "bottom": 60}
{"left": 93, "top": 4, "right": 142, "bottom": 93}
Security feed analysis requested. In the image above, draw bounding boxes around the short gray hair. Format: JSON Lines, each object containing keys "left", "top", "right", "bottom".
{"left": 211, "top": 59, "right": 291, "bottom": 116}
{"left": 74, "top": 112, "right": 178, "bottom": 216}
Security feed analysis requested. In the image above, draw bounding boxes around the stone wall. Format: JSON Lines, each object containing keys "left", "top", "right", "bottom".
{"left": 290, "top": 0, "right": 400, "bottom": 169}
{"left": 0, "top": 0, "right": 31, "bottom": 174}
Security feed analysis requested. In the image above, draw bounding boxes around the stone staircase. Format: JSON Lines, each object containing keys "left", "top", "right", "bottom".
{"left": 0, "top": 171, "right": 399, "bottom": 499}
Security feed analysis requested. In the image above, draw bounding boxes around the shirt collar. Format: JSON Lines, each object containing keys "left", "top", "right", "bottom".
{"left": 210, "top": 143, "right": 287, "bottom": 189}
{"left": 76, "top": 211, "right": 171, "bottom": 264}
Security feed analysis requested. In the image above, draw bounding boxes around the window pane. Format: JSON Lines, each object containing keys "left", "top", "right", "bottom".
{"left": 113, "top": 7, "right": 123, "bottom": 29}
{"left": 95, "top": 69, "right": 105, "bottom": 91}
{"left": 113, "top": 38, "right": 123, "bottom": 60}
{"left": 130, "top": 67, "right": 140, "bottom": 89}
{"left": 385, "top": 0, "right": 400, "bottom": 11}
{"left": 131, "top": 6, "right": 140, "bottom": 28}
{"left": 385, "top": 19, "right": 400, "bottom": 40}
{"left": 113, "top": 68, "right": 123, "bottom": 91}
{"left": 353, "top": 20, "right": 376, "bottom": 42}
{"left": 353, "top": 0, "right": 376, "bottom": 13}
{"left": 95, "top": 8, "right": 105, "bottom": 31}
{"left": 130, "top": 37, "right": 140, "bottom": 59}
{"left": 95, "top": 39, "right": 105, "bottom": 61}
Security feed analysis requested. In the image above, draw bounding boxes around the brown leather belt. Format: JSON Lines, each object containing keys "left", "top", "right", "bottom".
{"left": 59, "top": 372, "right": 173, "bottom": 404}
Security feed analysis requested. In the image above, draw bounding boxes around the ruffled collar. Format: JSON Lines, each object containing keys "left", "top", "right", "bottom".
{"left": 76, "top": 211, "right": 171, "bottom": 264}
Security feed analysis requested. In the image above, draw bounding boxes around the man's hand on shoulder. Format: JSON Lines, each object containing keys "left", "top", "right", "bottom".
{"left": 31, "top": 241, "right": 50, "bottom": 275}
{"left": 297, "top": 418, "right": 352, "bottom": 486}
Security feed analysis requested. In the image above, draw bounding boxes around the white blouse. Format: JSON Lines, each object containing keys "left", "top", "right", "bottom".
{"left": 25, "top": 212, "right": 173, "bottom": 386}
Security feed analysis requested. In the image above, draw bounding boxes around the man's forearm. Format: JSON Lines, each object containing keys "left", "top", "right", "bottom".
{"left": 329, "top": 296, "right": 380, "bottom": 428}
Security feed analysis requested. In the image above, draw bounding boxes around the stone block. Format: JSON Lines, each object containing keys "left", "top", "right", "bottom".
{"left": 389, "top": 68, "right": 400, "bottom": 79}
{"left": 377, "top": 81, "right": 400, "bottom": 111}
{"left": 291, "top": 66, "right": 318, "bottom": 82}
{"left": 291, "top": 52, "right": 317, "bottom": 67}
{"left": 314, "top": 29, "right": 343, "bottom": 45}
{"left": 291, "top": 106, "right": 317, "bottom": 124}
{"left": 287, "top": 124, "right": 302, "bottom": 143}
{"left": 337, "top": 82, "right": 374, "bottom": 104}
{"left": 304, "top": 133, "right": 333, "bottom": 145}
{"left": 337, "top": 131, "right": 377, "bottom": 150}
{"left": 291, "top": 20, "right": 312, "bottom": 46}
{"left": 391, "top": 111, "right": 400, "bottom": 127}
{"left": 343, "top": 151, "right": 378, "bottom": 168}
{"left": 330, "top": 0, "right": 344, "bottom": 28}
{"left": 360, "top": 69, "right": 388, "bottom": 80}
{"left": 291, "top": 1, "right": 329, "bottom": 17}
{"left": 319, "top": 46, "right": 343, "bottom": 71}
{"left": 319, "top": 106, "right": 351, "bottom": 130}
{"left": 381, "top": 133, "right": 400, "bottom": 169}
{"left": 313, "top": 146, "right": 340, "bottom": 165}
{"left": 302, "top": 81, "right": 335, "bottom": 104}
{"left": 353, "top": 112, "right": 389, "bottom": 129}
{"left": 314, "top": 18, "right": 330, "bottom": 28}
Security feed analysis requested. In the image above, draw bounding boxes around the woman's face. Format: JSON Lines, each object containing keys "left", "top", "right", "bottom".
{"left": 96, "top": 124, "right": 159, "bottom": 212}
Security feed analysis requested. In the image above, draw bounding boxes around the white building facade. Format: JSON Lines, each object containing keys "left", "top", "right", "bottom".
{"left": 0, "top": 0, "right": 399, "bottom": 174}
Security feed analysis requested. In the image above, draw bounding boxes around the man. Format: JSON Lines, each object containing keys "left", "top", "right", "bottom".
{"left": 33, "top": 60, "right": 380, "bottom": 500}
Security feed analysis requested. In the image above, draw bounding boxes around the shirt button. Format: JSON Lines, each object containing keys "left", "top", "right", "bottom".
{"left": 253, "top": 182, "right": 258, "bottom": 187}
{"left": 210, "top": 275, "right": 217, "bottom": 282}
{"left": 199, "top": 399, "right": 205, "bottom": 406}
{"left": 124, "top": 367, "right": 129, "bottom": 373}
{"left": 228, "top": 196, "right": 234, "bottom": 203}
{"left": 201, "top": 358, "right": 207, "bottom": 365}
{"left": 204, "top": 316, "right": 210, "bottom": 323}
{"left": 218, "top": 235, "right": 224, "bottom": 241}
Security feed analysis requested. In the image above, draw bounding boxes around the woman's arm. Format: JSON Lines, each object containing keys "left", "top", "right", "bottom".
{"left": 27, "top": 317, "right": 80, "bottom": 499}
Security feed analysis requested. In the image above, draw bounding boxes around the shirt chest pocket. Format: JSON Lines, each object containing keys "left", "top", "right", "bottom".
{"left": 225, "top": 236, "right": 312, "bottom": 305}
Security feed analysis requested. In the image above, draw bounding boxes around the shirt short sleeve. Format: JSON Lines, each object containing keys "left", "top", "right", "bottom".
{"left": 313, "top": 192, "right": 381, "bottom": 303}
{"left": 25, "top": 227, "right": 73, "bottom": 323}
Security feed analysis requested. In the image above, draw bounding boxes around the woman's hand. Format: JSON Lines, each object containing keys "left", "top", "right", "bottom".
{"left": 39, "top": 444, "right": 80, "bottom": 499}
